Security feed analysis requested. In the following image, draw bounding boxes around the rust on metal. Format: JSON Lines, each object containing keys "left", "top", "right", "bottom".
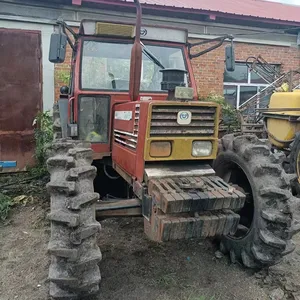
{"left": 129, "top": 0, "right": 142, "bottom": 102}
{"left": 0, "top": 29, "right": 42, "bottom": 172}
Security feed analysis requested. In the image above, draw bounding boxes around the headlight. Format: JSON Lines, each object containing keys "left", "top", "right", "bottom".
{"left": 150, "top": 141, "right": 172, "bottom": 157}
{"left": 192, "top": 141, "right": 212, "bottom": 157}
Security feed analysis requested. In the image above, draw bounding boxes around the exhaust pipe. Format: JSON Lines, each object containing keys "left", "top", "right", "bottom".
{"left": 129, "top": 0, "right": 142, "bottom": 102}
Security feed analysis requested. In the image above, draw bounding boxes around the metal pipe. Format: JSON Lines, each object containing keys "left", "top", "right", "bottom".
{"left": 129, "top": 0, "right": 142, "bottom": 102}
{"left": 96, "top": 198, "right": 142, "bottom": 218}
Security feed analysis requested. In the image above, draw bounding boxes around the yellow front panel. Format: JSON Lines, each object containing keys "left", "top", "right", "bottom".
{"left": 144, "top": 101, "right": 220, "bottom": 161}
{"left": 145, "top": 137, "right": 218, "bottom": 161}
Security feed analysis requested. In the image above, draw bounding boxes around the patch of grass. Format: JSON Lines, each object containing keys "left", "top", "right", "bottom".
{"left": 155, "top": 273, "right": 178, "bottom": 288}
{"left": 28, "top": 165, "right": 48, "bottom": 178}
{"left": 0, "top": 193, "right": 12, "bottom": 221}
{"left": 156, "top": 293, "right": 218, "bottom": 300}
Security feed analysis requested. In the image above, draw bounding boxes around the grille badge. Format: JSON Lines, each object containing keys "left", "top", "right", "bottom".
{"left": 177, "top": 111, "right": 192, "bottom": 125}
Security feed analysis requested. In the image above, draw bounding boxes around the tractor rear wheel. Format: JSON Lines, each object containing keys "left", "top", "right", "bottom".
{"left": 289, "top": 132, "right": 300, "bottom": 178}
{"left": 47, "top": 139, "right": 102, "bottom": 299}
{"left": 214, "top": 134, "right": 300, "bottom": 268}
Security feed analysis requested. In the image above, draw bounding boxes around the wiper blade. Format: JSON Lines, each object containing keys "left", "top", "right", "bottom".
{"left": 140, "top": 41, "right": 165, "bottom": 69}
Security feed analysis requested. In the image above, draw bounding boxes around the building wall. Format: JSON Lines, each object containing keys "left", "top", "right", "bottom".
{"left": 54, "top": 37, "right": 300, "bottom": 101}
{"left": 1, "top": 0, "right": 300, "bottom": 105}
{"left": 191, "top": 40, "right": 300, "bottom": 98}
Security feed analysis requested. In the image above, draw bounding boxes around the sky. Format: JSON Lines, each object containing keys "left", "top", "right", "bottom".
{"left": 269, "top": 0, "right": 300, "bottom": 4}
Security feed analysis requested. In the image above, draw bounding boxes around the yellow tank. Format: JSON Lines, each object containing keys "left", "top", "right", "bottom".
{"left": 264, "top": 91, "right": 300, "bottom": 149}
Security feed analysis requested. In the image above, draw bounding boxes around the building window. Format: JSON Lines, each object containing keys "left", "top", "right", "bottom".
{"left": 223, "top": 62, "right": 279, "bottom": 108}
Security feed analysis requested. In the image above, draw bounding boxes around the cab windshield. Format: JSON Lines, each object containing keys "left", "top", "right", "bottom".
{"left": 81, "top": 40, "right": 187, "bottom": 92}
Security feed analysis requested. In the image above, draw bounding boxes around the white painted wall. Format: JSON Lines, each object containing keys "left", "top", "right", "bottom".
{"left": 0, "top": 19, "right": 54, "bottom": 112}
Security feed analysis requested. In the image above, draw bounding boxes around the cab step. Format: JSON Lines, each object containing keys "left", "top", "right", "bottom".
{"left": 144, "top": 210, "right": 240, "bottom": 242}
{"left": 148, "top": 176, "right": 245, "bottom": 214}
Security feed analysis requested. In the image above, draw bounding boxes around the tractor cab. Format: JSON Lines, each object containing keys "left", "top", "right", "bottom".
{"left": 75, "top": 20, "right": 195, "bottom": 152}
{"left": 49, "top": 16, "right": 235, "bottom": 163}
{"left": 50, "top": 19, "right": 199, "bottom": 153}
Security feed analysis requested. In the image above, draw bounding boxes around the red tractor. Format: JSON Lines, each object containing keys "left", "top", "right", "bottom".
{"left": 47, "top": 0, "right": 300, "bottom": 298}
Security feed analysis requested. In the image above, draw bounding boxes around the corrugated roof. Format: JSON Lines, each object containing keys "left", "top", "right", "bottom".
{"left": 108, "top": 0, "right": 300, "bottom": 24}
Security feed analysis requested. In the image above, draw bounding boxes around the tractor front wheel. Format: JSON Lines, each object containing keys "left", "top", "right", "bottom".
{"left": 214, "top": 134, "right": 300, "bottom": 268}
{"left": 47, "top": 139, "right": 102, "bottom": 299}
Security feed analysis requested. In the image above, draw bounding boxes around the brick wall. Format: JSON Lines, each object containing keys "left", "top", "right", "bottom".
{"left": 54, "top": 27, "right": 78, "bottom": 101}
{"left": 54, "top": 45, "right": 72, "bottom": 100}
{"left": 190, "top": 39, "right": 300, "bottom": 98}
{"left": 54, "top": 37, "right": 300, "bottom": 100}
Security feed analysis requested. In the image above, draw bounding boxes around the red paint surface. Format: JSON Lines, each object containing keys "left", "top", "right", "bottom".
{"left": 0, "top": 29, "right": 42, "bottom": 172}
{"left": 111, "top": 101, "right": 149, "bottom": 182}
{"left": 76, "top": 0, "right": 300, "bottom": 24}
{"left": 112, "top": 143, "right": 137, "bottom": 177}
{"left": 114, "top": 105, "right": 135, "bottom": 133}
{"left": 72, "top": 37, "right": 194, "bottom": 162}
{"left": 135, "top": 101, "right": 149, "bottom": 181}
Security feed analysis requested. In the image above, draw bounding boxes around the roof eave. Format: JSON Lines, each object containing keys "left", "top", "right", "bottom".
{"left": 72, "top": 0, "right": 300, "bottom": 27}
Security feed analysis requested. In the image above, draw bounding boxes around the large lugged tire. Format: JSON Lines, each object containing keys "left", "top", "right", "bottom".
{"left": 53, "top": 103, "right": 62, "bottom": 140}
{"left": 214, "top": 134, "right": 300, "bottom": 268}
{"left": 47, "top": 139, "right": 102, "bottom": 299}
{"left": 289, "top": 132, "right": 300, "bottom": 176}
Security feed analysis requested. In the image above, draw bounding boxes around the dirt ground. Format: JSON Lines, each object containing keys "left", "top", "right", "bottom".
{"left": 0, "top": 174, "right": 299, "bottom": 300}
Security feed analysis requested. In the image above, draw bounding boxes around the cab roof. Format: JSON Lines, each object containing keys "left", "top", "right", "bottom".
{"left": 79, "top": 19, "right": 188, "bottom": 44}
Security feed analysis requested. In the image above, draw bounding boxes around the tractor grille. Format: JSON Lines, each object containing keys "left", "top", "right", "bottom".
{"left": 150, "top": 105, "right": 216, "bottom": 137}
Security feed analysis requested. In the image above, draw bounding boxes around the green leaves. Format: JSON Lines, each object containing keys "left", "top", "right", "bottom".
{"left": 56, "top": 69, "right": 71, "bottom": 85}
{"left": 0, "top": 193, "right": 12, "bottom": 221}
{"left": 33, "top": 111, "right": 53, "bottom": 166}
{"left": 200, "top": 93, "right": 240, "bottom": 134}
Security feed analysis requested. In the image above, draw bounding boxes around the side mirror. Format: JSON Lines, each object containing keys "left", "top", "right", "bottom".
{"left": 49, "top": 32, "right": 67, "bottom": 63}
{"left": 225, "top": 44, "right": 235, "bottom": 72}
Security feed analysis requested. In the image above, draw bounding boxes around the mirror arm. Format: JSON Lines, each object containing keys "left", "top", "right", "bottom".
{"left": 65, "top": 31, "right": 76, "bottom": 51}
{"left": 188, "top": 35, "right": 234, "bottom": 59}
{"left": 57, "top": 20, "right": 77, "bottom": 51}
{"left": 64, "top": 23, "right": 77, "bottom": 39}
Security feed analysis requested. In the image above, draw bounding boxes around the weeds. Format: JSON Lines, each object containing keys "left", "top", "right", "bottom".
{"left": 0, "top": 112, "right": 52, "bottom": 222}
{"left": 156, "top": 293, "right": 218, "bottom": 300}
{"left": 56, "top": 69, "right": 71, "bottom": 85}
{"left": 200, "top": 93, "right": 240, "bottom": 134}
{"left": 28, "top": 165, "right": 48, "bottom": 178}
{"left": 33, "top": 110, "right": 53, "bottom": 167}
{"left": 155, "top": 273, "right": 178, "bottom": 288}
{"left": 0, "top": 193, "right": 12, "bottom": 221}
